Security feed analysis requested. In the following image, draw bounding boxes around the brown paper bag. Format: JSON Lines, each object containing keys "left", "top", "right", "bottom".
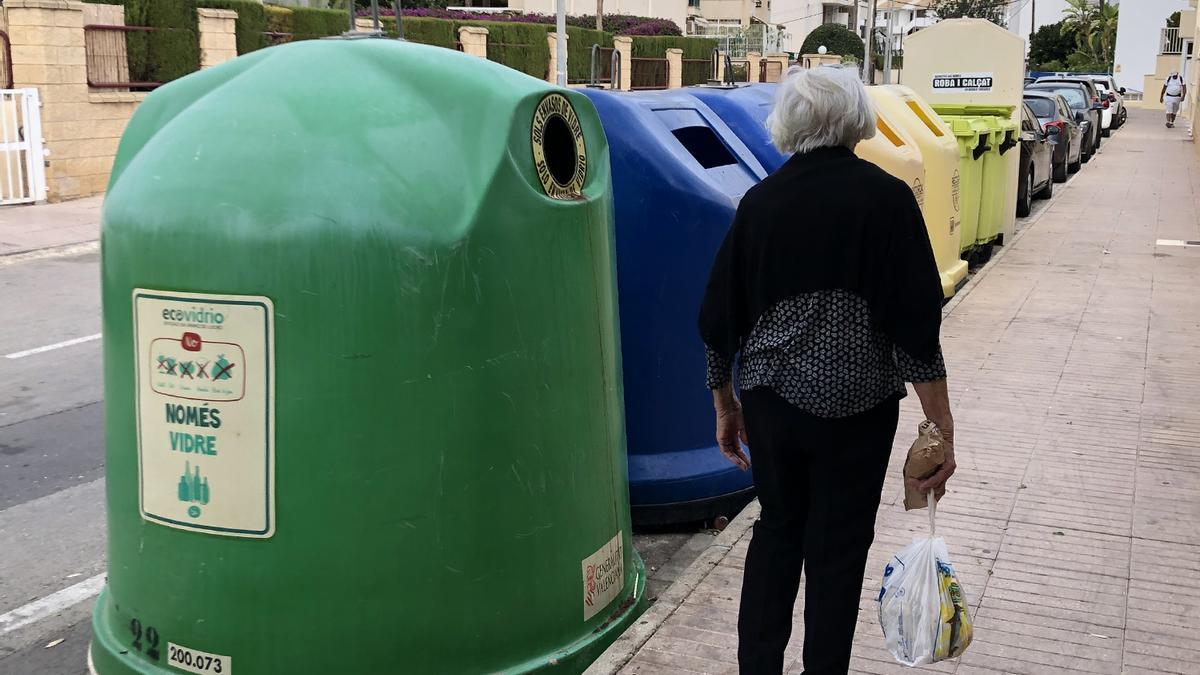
{"left": 903, "top": 421, "right": 945, "bottom": 511}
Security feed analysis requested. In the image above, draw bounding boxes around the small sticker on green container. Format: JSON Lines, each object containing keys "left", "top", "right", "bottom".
{"left": 582, "top": 533, "right": 624, "bottom": 621}
{"left": 167, "top": 642, "right": 231, "bottom": 675}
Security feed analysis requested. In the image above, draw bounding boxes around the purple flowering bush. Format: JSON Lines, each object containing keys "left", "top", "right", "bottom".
{"left": 360, "top": 8, "right": 683, "bottom": 36}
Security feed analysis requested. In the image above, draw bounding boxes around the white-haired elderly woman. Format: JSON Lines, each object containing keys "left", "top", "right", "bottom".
{"left": 699, "top": 66, "right": 956, "bottom": 673}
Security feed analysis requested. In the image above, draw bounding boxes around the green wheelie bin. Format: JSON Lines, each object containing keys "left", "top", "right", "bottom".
{"left": 938, "top": 114, "right": 990, "bottom": 258}
{"left": 91, "top": 37, "right": 646, "bottom": 675}
{"left": 976, "top": 110, "right": 1018, "bottom": 251}
{"left": 935, "top": 105, "right": 1017, "bottom": 261}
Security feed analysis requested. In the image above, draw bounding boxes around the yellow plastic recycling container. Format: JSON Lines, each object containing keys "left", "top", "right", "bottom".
{"left": 868, "top": 86, "right": 968, "bottom": 298}
{"left": 856, "top": 111, "right": 926, "bottom": 224}
{"left": 938, "top": 115, "right": 990, "bottom": 257}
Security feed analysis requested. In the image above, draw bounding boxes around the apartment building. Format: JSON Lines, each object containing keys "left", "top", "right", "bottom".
{"left": 876, "top": 1, "right": 936, "bottom": 54}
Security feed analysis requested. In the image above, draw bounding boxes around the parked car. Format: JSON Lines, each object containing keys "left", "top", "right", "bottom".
{"left": 1035, "top": 77, "right": 1106, "bottom": 150}
{"left": 1026, "top": 82, "right": 1098, "bottom": 162}
{"left": 1023, "top": 91, "right": 1083, "bottom": 180}
{"left": 1086, "top": 74, "right": 1127, "bottom": 129}
{"left": 1093, "top": 82, "right": 1116, "bottom": 136}
{"left": 1016, "top": 102, "right": 1055, "bottom": 217}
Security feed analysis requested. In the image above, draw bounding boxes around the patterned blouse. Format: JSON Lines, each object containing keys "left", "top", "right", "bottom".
{"left": 704, "top": 290, "right": 946, "bottom": 418}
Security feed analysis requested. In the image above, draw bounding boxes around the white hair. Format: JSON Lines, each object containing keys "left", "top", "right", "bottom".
{"left": 767, "top": 65, "right": 876, "bottom": 155}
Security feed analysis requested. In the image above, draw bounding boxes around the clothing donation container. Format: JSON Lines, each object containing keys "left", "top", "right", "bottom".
{"left": 580, "top": 88, "right": 766, "bottom": 524}
{"left": 91, "top": 38, "right": 645, "bottom": 675}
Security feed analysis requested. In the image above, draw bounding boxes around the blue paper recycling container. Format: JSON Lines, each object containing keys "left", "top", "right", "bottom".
{"left": 689, "top": 84, "right": 786, "bottom": 173}
{"left": 581, "top": 89, "right": 767, "bottom": 524}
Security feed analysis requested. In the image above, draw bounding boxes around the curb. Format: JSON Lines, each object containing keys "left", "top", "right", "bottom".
{"left": 0, "top": 240, "right": 99, "bottom": 267}
{"left": 585, "top": 169, "right": 1082, "bottom": 674}
{"left": 585, "top": 500, "right": 761, "bottom": 675}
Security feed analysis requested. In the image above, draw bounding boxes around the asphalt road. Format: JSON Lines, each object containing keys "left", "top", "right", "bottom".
{"left": 1, "top": 250, "right": 104, "bottom": 674}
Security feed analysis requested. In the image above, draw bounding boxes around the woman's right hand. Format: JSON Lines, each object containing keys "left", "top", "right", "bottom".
{"left": 713, "top": 386, "right": 750, "bottom": 471}
{"left": 912, "top": 379, "right": 956, "bottom": 498}
{"left": 915, "top": 433, "right": 955, "bottom": 500}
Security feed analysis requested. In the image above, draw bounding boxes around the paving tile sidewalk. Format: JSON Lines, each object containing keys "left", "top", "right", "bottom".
{"left": 0, "top": 196, "right": 103, "bottom": 257}
{"left": 591, "top": 108, "right": 1200, "bottom": 675}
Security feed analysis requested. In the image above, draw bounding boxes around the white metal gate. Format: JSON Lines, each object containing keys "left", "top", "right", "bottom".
{"left": 0, "top": 89, "right": 48, "bottom": 205}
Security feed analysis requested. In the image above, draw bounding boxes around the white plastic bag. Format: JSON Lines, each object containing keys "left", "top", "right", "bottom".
{"left": 877, "top": 492, "right": 973, "bottom": 666}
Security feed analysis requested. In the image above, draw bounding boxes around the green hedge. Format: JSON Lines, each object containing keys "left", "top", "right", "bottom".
{"left": 567, "top": 27, "right": 614, "bottom": 83}
{"left": 200, "top": 0, "right": 268, "bottom": 54}
{"left": 473, "top": 21, "right": 551, "bottom": 79}
{"left": 291, "top": 7, "right": 352, "bottom": 40}
{"left": 380, "top": 16, "right": 457, "bottom": 49}
{"left": 629, "top": 35, "right": 717, "bottom": 60}
{"left": 83, "top": 0, "right": 199, "bottom": 85}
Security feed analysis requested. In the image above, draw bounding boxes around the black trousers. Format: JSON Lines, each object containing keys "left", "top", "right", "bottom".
{"left": 737, "top": 388, "right": 899, "bottom": 675}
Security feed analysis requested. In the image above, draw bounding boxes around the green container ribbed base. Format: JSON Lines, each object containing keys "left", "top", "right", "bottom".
{"left": 90, "top": 562, "right": 647, "bottom": 675}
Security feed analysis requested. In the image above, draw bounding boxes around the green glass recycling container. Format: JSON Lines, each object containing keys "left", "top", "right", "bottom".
{"left": 91, "top": 38, "right": 646, "bottom": 675}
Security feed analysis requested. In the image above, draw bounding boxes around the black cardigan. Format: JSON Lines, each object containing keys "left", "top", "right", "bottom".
{"left": 698, "top": 145, "right": 944, "bottom": 403}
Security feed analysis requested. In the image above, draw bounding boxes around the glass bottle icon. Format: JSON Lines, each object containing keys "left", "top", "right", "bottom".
{"left": 177, "top": 462, "right": 210, "bottom": 505}
{"left": 178, "top": 462, "right": 192, "bottom": 502}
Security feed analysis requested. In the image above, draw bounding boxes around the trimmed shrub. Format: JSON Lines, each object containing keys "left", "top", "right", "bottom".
{"left": 265, "top": 5, "right": 293, "bottom": 35}
{"left": 799, "top": 24, "right": 863, "bottom": 58}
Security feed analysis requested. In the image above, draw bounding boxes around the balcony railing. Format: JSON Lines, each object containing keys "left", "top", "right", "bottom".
{"left": 1161, "top": 27, "right": 1183, "bottom": 55}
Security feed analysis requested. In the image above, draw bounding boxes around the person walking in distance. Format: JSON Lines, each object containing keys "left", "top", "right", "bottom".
{"left": 1161, "top": 72, "right": 1187, "bottom": 128}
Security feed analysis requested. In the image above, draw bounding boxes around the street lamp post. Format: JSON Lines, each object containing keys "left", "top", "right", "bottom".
{"left": 883, "top": 2, "right": 895, "bottom": 84}
{"left": 863, "top": 0, "right": 878, "bottom": 83}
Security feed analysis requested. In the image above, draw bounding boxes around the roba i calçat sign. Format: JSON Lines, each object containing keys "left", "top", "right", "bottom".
{"left": 531, "top": 93, "right": 588, "bottom": 200}
{"left": 931, "top": 73, "right": 994, "bottom": 92}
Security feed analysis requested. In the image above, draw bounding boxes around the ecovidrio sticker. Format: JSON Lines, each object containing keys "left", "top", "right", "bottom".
{"left": 133, "top": 289, "right": 275, "bottom": 538}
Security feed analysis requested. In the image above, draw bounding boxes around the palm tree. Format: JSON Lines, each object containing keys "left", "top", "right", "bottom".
{"left": 1093, "top": 4, "right": 1119, "bottom": 68}
{"left": 1062, "top": 0, "right": 1096, "bottom": 51}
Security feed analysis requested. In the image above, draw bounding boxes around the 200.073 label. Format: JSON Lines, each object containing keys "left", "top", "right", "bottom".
{"left": 167, "top": 642, "right": 231, "bottom": 675}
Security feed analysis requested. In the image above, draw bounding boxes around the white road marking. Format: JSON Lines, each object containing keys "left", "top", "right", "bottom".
{"left": 5, "top": 333, "right": 101, "bottom": 359}
{"left": 1156, "top": 239, "right": 1200, "bottom": 247}
{"left": 0, "top": 574, "right": 104, "bottom": 635}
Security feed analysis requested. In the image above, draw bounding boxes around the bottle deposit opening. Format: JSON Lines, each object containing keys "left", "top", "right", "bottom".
{"left": 542, "top": 114, "right": 579, "bottom": 187}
